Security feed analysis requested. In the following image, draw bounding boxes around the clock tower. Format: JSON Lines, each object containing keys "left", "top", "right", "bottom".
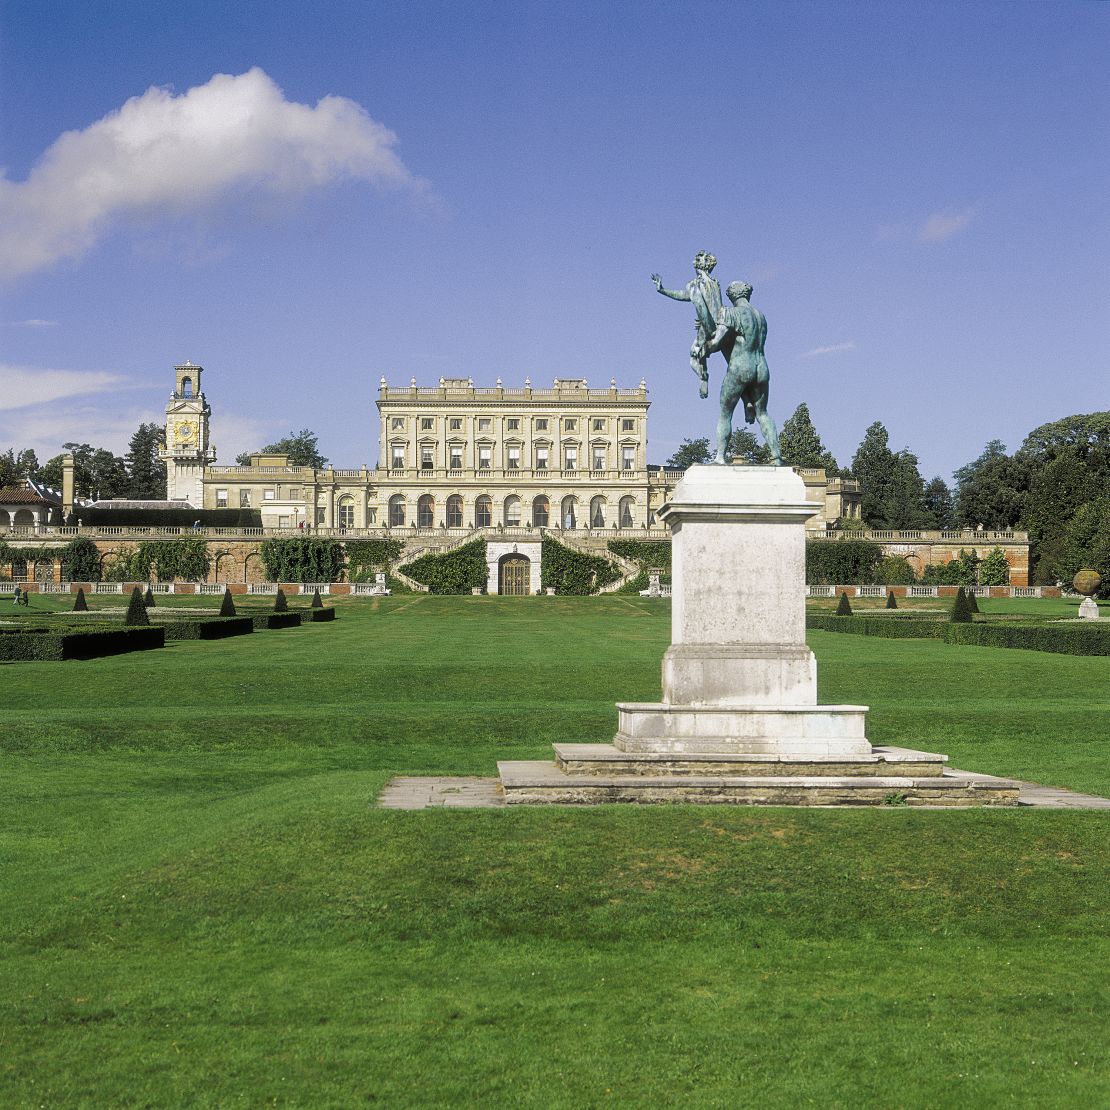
{"left": 161, "top": 361, "right": 215, "bottom": 503}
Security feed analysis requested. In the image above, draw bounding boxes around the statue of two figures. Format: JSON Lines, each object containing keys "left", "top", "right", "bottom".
{"left": 652, "top": 251, "right": 782, "bottom": 465}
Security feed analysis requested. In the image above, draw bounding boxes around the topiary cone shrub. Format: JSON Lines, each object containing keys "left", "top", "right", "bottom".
{"left": 950, "top": 587, "right": 972, "bottom": 623}
{"left": 885, "top": 590, "right": 897, "bottom": 609}
{"left": 274, "top": 587, "right": 288, "bottom": 613}
{"left": 125, "top": 585, "right": 150, "bottom": 626}
{"left": 219, "top": 588, "right": 237, "bottom": 617}
{"left": 144, "top": 585, "right": 155, "bottom": 607}
{"left": 965, "top": 589, "right": 980, "bottom": 614}
{"left": 72, "top": 587, "right": 88, "bottom": 612}
{"left": 311, "top": 588, "right": 323, "bottom": 609}
{"left": 836, "top": 591, "right": 853, "bottom": 616}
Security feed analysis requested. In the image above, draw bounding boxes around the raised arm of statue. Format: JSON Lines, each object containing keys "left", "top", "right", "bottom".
{"left": 651, "top": 273, "right": 691, "bottom": 301}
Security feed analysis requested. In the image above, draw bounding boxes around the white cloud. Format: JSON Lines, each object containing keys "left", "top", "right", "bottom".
{"left": 2, "top": 318, "right": 58, "bottom": 328}
{"left": 0, "top": 67, "right": 424, "bottom": 282}
{"left": 916, "top": 209, "right": 974, "bottom": 243}
{"left": 799, "top": 341, "right": 856, "bottom": 359}
{"left": 0, "top": 364, "right": 125, "bottom": 409}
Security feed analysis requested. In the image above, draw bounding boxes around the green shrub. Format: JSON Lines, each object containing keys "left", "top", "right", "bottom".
{"left": 540, "top": 538, "right": 622, "bottom": 595}
{"left": 128, "top": 539, "right": 210, "bottom": 582}
{"left": 161, "top": 618, "right": 254, "bottom": 641}
{"left": 403, "top": 540, "right": 488, "bottom": 594}
{"left": 251, "top": 613, "right": 302, "bottom": 630}
{"left": 806, "top": 615, "right": 947, "bottom": 639}
{"left": 943, "top": 622, "right": 1110, "bottom": 656}
{"left": 73, "top": 587, "right": 88, "bottom": 612}
{"left": 125, "top": 586, "right": 149, "bottom": 627}
{"left": 61, "top": 536, "right": 101, "bottom": 582}
{"left": 607, "top": 540, "right": 671, "bottom": 572}
{"left": 805, "top": 539, "right": 883, "bottom": 585}
{"left": 219, "top": 588, "right": 237, "bottom": 617}
{"left": 144, "top": 586, "right": 155, "bottom": 607}
{"left": 950, "top": 587, "right": 973, "bottom": 623}
{"left": 310, "top": 588, "right": 323, "bottom": 608}
{"left": 0, "top": 626, "right": 164, "bottom": 662}
{"left": 966, "top": 589, "right": 980, "bottom": 614}
{"left": 309, "top": 607, "right": 336, "bottom": 622}
{"left": 979, "top": 546, "right": 1011, "bottom": 586}
{"left": 260, "top": 538, "right": 345, "bottom": 583}
{"left": 836, "top": 592, "right": 853, "bottom": 616}
{"left": 885, "top": 591, "right": 897, "bottom": 609}
{"left": 274, "top": 587, "right": 289, "bottom": 612}
{"left": 877, "top": 555, "right": 916, "bottom": 585}
{"left": 345, "top": 539, "right": 404, "bottom": 582}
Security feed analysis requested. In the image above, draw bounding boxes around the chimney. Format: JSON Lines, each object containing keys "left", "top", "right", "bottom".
{"left": 62, "top": 453, "right": 75, "bottom": 516}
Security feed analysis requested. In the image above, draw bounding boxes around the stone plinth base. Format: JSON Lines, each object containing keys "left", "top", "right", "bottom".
{"left": 614, "top": 702, "right": 870, "bottom": 757}
{"left": 662, "top": 643, "right": 816, "bottom": 706}
{"left": 1079, "top": 597, "right": 1100, "bottom": 620}
{"left": 498, "top": 746, "right": 1019, "bottom": 807}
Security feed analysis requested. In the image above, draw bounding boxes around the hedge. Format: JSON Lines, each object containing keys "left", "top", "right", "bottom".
{"left": 540, "top": 538, "right": 622, "bottom": 595}
{"left": 250, "top": 612, "right": 303, "bottom": 630}
{"left": 161, "top": 617, "right": 254, "bottom": 641}
{"left": 77, "top": 507, "right": 261, "bottom": 528}
{"left": 607, "top": 540, "right": 671, "bottom": 572}
{"left": 402, "top": 540, "right": 488, "bottom": 594}
{"left": 805, "top": 539, "right": 883, "bottom": 585}
{"left": 309, "top": 608, "right": 336, "bottom": 622}
{"left": 806, "top": 614, "right": 948, "bottom": 639}
{"left": 944, "top": 622, "right": 1110, "bottom": 656}
{"left": 259, "top": 538, "right": 345, "bottom": 583}
{"left": 0, "top": 625, "right": 165, "bottom": 662}
{"left": 346, "top": 539, "right": 404, "bottom": 582}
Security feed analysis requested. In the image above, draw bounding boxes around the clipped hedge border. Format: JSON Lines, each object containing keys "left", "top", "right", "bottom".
{"left": 161, "top": 617, "right": 255, "bottom": 641}
{"left": 807, "top": 614, "right": 947, "bottom": 639}
{"left": 0, "top": 625, "right": 164, "bottom": 662}
{"left": 944, "top": 622, "right": 1110, "bottom": 656}
{"left": 308, "top": 608, "right": 336, "bottom": 622}
{"left": 250, "top": 613, "right": 303, "bottom": 631}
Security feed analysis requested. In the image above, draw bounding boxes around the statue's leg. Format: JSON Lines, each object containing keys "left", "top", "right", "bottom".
{"left": 754, "top": 390, "right": 782, "bottom": 465}
{"left": 689, "top": 337, "right": 709, "bottom": 399}
{"left": 716, "top": 372, "right": 743, "bottom": 463}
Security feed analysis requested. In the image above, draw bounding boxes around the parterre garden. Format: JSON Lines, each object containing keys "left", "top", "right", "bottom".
{"left": 2, "top": 594, "right": 1108, "bottom": 1107}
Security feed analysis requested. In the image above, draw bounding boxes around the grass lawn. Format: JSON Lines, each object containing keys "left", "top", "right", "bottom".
{"left": 2, "top": 596, "right": 1108, "bottom": 1107}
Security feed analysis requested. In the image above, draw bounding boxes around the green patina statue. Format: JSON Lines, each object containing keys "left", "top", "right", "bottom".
{"left": 652, "top": 254, "right": 781, "bottom": 465}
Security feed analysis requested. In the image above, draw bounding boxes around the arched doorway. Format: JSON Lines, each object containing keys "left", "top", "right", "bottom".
{"left": 498, "top": 553, "right": 531, "bottom": 596}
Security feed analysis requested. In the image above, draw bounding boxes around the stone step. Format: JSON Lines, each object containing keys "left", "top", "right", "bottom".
{"left": 553, "top": 743, "right": 948, "bottom": 778}
{"left": 497, "top": 760, "right": 1019, "bottom": 807}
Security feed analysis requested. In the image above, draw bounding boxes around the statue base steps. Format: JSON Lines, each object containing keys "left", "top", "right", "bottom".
{"left": 497, "top": 746, "right": 1019, "bottom": 807}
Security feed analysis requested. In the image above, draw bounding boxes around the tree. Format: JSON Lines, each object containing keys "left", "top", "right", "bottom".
{"left": 923, "top": 477, "right": 954, "bottom": 529}
{"left": 850, "top": 422, "right": 898, "bottom": 528}
{"left": 836, "top": 591, "right": 852, "bottom": 615}
{"left": 219, "top": 588, "right": 237, "bottom": 617}
{"left": 0, "top": 448, "right": 42, "bottom": 486}
{"left": 1019, "top": 411, "right": 1110, "bottom": 463}
{"left": 727, "top": 429, "right": 770, "bottom": 463}
{"left": 1023, "top": 451, "right": 1105, "bottom": 583}
{"left": 72, "top": 587, "right": 88, "bottom": 611}
{"left": 882, "top": 450, "right": 932, "bottom": 529}
{"left": 778, "top": 403, "right": 839, "bottom": 473}
{"left": 664, "top": 438, "right": 712, "bottom": 468}
{"left": 1060, "top": 496, "right": 1110, "bottom": 596}
{"left": 274, "top": 587, "right": 289, "bottom": 612}
{"left": 979, "top": 547, "right": 1010, "bottom": 586}
{"left": 950, "top": 587, "right": 972, "bottom": 623}
{"left": 953, "top": 440, "right": 1029, "bottom": 530}
{"left": 42, "top": 442, "right": 129, "bottom": 500}
{"left": 124, "top": 586, "right": 150, "bottom": 626}
{"left": 126, "top": 422, "right": 167, "bottom": 499}
{"left": 236, "top": 428, "right": 327, "bottom": 469}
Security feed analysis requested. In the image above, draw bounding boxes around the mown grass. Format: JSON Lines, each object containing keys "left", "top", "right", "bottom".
{"left": 2, "top": 596, "right": 1109, "bottom": 1107}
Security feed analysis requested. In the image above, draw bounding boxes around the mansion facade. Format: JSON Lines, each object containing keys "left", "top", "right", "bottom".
{"left": 160, "top": 363, "right": 859, "bottom": 533}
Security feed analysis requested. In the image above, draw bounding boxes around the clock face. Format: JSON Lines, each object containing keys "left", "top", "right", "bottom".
{"left": 175, "top": 420, "right": 197, "bottom": 445}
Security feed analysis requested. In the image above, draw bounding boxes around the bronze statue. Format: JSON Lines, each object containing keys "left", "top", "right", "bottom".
{"left": 651, "top": 251, "right": 722, "bottom": 399}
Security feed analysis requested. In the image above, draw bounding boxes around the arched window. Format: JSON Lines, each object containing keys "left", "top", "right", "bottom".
{"left": 417, "top": 495, "right": 435, "bottom": 528}
{"left": 446, "top": 495, "right": 463, "bottom": 528}
{"left": 504, "top": 495, "right": 521, "bottom": 527}
{"left": 590, "top": 496, "right": 605, "bottom": 528}
{"left": 475, "top": 495, "right": 492, "bottom": 528}
{"left": 388, "top": 495, "right": 406, "bottom": 527}
{"left": 561, "top": 495, "right": 577, "bottom": 529}
{"left": 181, "top": 377, "right": 193, "bottom": 397}
{"left": 619, "top": 496, "right": 634, "bottom": 529}
{"left": 532, "top": 495, "right": 549, "bottom": 527}
{"left": 337, "top": 497, "right": 355, "bottom": 529}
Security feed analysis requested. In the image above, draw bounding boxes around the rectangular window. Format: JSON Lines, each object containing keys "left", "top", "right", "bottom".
{"left": 279, "top": 516, "right": 291, "bottom": 528}
{"left": 367, "top": 508, "right": 377, "bottom": 524}
{"left": 593, "top": 449, "right": 605, "bottom": 471}
{"left": 450, "top": 447, "right": 463, "bottom": 469}
{"left": 216, "top": 488, "right": 228, "bottom": 508}
{"left": 392, "top": 447, "right": 405, "bottom": 469}
{"left": 565, "top": 447, "right": 577, "bottom": 471}
{"left": 449, "top": 418, "right": 462, "bottom": 430}
{"left": 264, "top": 489, "right": 276, "bottom": 501}
{"left": 507, "top": 418, "right": 520, "bottom": 431}
{"left": 391, "top": 417, "right": 404, "bottom": 431}
{"left": 536, "top": 447, "right": 548, "bottom": 470}
{"left": 421, "top": 449, "right": 434, "bottom": 471}
{"left": 479, "top": 447, "right": 491, "bottom": 469}
{"left": 239, "top": 489, "right": 251, "bottom": 508}
{"left": 507, "top": 447, "right": 520, "bottom": 470}
{"left": 315, "top": 507, "right": 325, "bottom": 524}
{"left": 421, "top": 417, "right": 433, "bottom": 431}
{"left": 478, "top": 418, "right": 491, "bottom": 431}
{"left": 622, "top": 447, "right": 635, "bottom": 470}
{"left": 564, "top": 418, "right": 577, "bottom": 432}
{"left": 593, "top": 418, "right": 605, "bottom": 432}
{"left": 536, "top": 418, "right": 548, "bottom": 431}
{"left": 288, "top": 487, "right": 301, "bottom": 500}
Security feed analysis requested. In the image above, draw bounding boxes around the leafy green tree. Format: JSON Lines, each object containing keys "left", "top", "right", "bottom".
{"left": 663, "top": 438, "right": 712, "bottom": 468}
{"left": 61, "top": 536, "right": 101, "bottom": 581}
{"left": 850, "top": 422, "right": 898, "bottom": 528}
{"left": 1060, "top": 496, "right": 1110, "bottom": 596}
{"left": 778, "top": 403, "right": 839, "bottom": 473}
{"left": 978, "top": 547, "right": 1011, "bottom": 586}
{"left": 1023, "top": 451, "right": 1105, "bottom": 583}
{"left": 953, "top": 440, "right": 1029, "bottom": 529}
{"left": 0, "top": 448, "right": 42, "bottom": 486}
{"left": 1019, "top": 411, "right": 1110, "bottom": 462}
{"left": 42, "top": 442, "right": 129, "bottom": 500}
{"left": 883, "top": 450, "right": 932, "bottom": 529}
{"left": 126, "top": 422, "right": 167, "bottom": 499}
{"left": 236, "top": 428, "right": 327, "bottom": 469}
{"left": 727, "top": 428, "right": 770, "bottom": 463}
{"left": 923, "top": 477, "right": 954, "bottom": 529}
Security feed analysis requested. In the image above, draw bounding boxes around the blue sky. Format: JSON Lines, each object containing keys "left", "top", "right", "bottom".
{"left": 2, "top": 0, "right": 1107, "bottom": 480}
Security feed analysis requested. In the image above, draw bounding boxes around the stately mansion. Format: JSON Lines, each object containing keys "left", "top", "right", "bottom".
{"left": 160, "top": 362, "right": 860, "bottom": 533}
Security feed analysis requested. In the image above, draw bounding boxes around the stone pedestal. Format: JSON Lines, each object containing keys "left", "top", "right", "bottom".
{"left": 1079, "top": 597, "right": 1100, "bottom": 620}
{"left": 498, "top": 465, "right": 1017, "bottom": 806}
